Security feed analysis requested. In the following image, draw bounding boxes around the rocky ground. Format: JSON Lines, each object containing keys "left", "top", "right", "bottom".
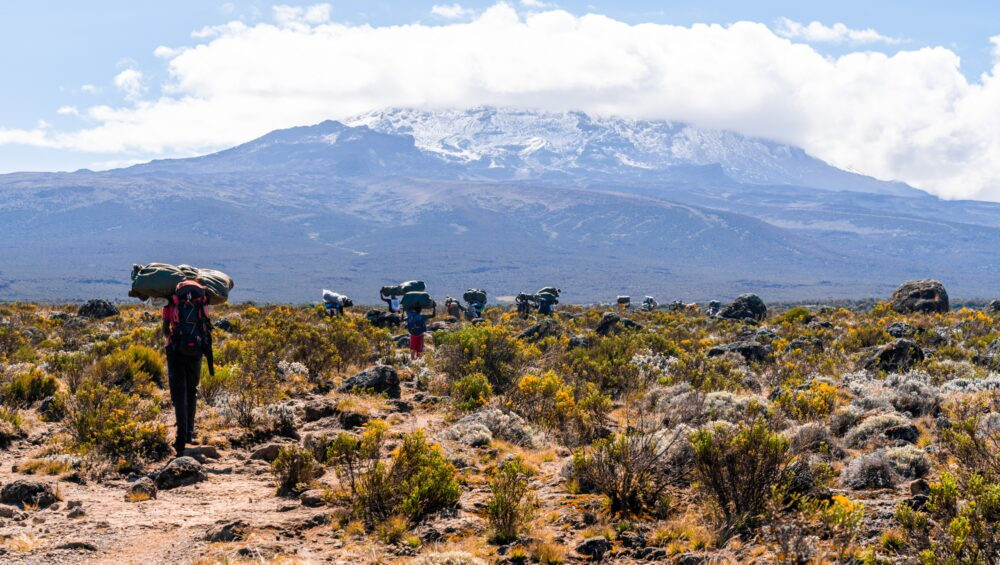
{"left": 0, "top": 281, "right": 997, "bottom": 564}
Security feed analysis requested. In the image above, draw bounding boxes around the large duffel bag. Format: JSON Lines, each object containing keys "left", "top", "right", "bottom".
{"left": 401, "top": 291, "right": 434, "bottom": 311}
{"left": 381, "top": 285, "right": 402, "bottom": 298}
{"left": 617, "top": 295, "right": 631, "bottom": 305}
{"left": 129, "top": 263, "right": 190, "bottom": 300}
{"left": 463, "top": 289, "right": 487, "bottom": 304}
{"left": 537, "top": 287, "right": 561, "bottom": 297}
{"left": 197, "top": 268, "right": 234, "bottom": 305}
{"left": 400, "top": 280, "right": 426, "bottom": 294}
{"left": 130, "top": 263, "right": 233, "bottom": 304}
{"left": 536, "top": 292, "right": 559, "bottom": 305}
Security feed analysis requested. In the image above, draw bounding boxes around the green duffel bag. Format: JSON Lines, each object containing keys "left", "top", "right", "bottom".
{"left": 129, "top": 263, "right": 191, "bottom": 300}
{"left": 537, "top": 287, "right": 561, "bottom": 297}
{"left": 381, "top": 285, "right": 402, "bottom": 298}
{"left": 196, "top": 268, "right": 234, "bottom": 305}
{"left": 617, "top": 295, "right": 631, "bottom": 305}
{"left": 536, "top": 292, "right": 559, "bottom": 305}
{"left": 400, "top": 280, "right": 426, "bottom": 294}
{"left": 401, "top": 291, "right": 434, "bottom": 311}
{"left": 463, "top": 289, "right": 487, "bottom": 304}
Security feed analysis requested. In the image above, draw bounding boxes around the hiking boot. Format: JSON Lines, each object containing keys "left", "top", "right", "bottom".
{"left": 173, "top": 442, "right": 186, "bottom": 458}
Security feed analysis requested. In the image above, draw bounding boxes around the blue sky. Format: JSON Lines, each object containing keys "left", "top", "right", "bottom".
{"left": 2, "top": 1, "right": 1000, "bottom": 199}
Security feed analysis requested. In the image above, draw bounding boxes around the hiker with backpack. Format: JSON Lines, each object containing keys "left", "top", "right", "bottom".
{"left": 641, "top": 296, "right": 658, "bottom": 311}
{"left": 515, "top": 292, "right": 535, "bottom": 319}
{"left": 322, "top": 289, "right": 352, "bottom": 317}
{"left": 162, "top": 280, "right": 215, "bottom": 456}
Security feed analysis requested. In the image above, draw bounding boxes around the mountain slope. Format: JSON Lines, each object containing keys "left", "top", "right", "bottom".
{"left": 0, "top": 108, "right": 997, "bottom": 303}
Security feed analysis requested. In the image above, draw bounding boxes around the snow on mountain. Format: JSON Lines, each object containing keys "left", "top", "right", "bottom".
{"left": 346, "top": 107, "right": 920, "bottom": 196}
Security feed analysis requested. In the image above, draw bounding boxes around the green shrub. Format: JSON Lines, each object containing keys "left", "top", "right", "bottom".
{"left": 451, "top": 373, "right": 492, "bottom": 411}
{"left": 271, "top": 445, "right": 320, "bottom": 496}
{"left": 328, "top": 421, "right": 461, "bottom": 526}
{"left": 90, "top": 345, "right": 165, "bottom": 392}
{"left": 565, "top": 333, "right": 643, "bottom": 395}
{"left": 1, "top": 369, "right": 58, "bottom": 407}
{"left": 199, "top": 363, "right": 234, "bottom": 406}
{"left": 0, "top": 406, "right": 25, "bottom": 448}
{"left": 486, "top": 456, "right": 536, "bottom": 543}
{"left": 513, "top": 371, "right": 611, "bottom": 446}
{"left": 436, "top": 324, "right": 532, "bottom": 392}
{"left": 573, "top": 430, "right": 683, "bottom": 516}
{"left": 67, "top": 380, "right": 168, "bottom": 470}
{"left": 896, "top": 472, "right": 1000, "bottom": 563}
{"left": 691, "top": 419, "right": 791, "bottom": 535}
{"left": 0, "top": 326, "right": 26, "bottom": 360}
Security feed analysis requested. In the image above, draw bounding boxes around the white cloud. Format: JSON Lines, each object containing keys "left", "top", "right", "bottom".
{"left": 6, "top": 3, "right": 1000, "bottom": 200}
{"left": 113, "top": 69, "right": 146, "bottom": 101}
{"left": 775, "top": 17, "right": 901, "bottom": 45}
{"left": 272, "top": 3, "right": 331, "bottom": 27}
{"left": 520, "top": 0, "right": 555, "bottom": 8}
{"left": 56, "top": 106, "right": 79, "bottom": 116}
{"left": 431, "top": 4, "right": 475, "bottom": 19}
{"left": 80, "top": 84, "right": 99, "bottom": 94}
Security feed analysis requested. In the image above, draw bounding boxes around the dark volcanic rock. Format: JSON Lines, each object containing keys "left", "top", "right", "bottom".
{"left": 154, "top": 457, "right": 207, "bottom": 490}
{"left": 568, "top": 334, "right": 590, "bottom": 349}
{"left": 865, "top": 338, "right": 924, "bottom": 373}
{"left": 886, "top": 322, "right": 915, "bottom": 338}
{"left": 1, "top": 480, "right": 59, "bottom": 508}
{"left": 303, "top": 398, "right": 337, "bottom": 422}
{"left": 720, "top": 293, "right": 767, "bottom": 322}
{"left": 250, "top": 444, "right": 284, "bottom": 462}
{"left": 338, "top": 365, "right": 400, "bottom": 398}
{"left": 987, "top": 300, "right": 1000, "bottom": 313}
{"left": 576, "top": 537, "right": 611, "bottom": 560}
{"left": 516, "top": 318, "right": 562, "bottom": 342}
{"left": 885, "top": 424, "right": 920, "bottom": 444}
{"left": 125, "top": 477, "right": 158, "bottom": 501}
{"left": 594, "top": 312, "right": 643, "bottom": 336}
{"left": 890, "top": 280, "right": 949, "bottom": 314}
{"left": 77, "top": 299, "right": 119, "bottom": 319}
{"left": 707, "top": 340, "right": 770, "bottom": 363}
{"left": 976, "top": 337, "right": 1000, "bottom": 370}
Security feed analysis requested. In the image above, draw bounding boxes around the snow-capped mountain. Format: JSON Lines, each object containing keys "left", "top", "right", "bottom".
{"left": 346, "top": 107, "right": 919, "bottom": 196}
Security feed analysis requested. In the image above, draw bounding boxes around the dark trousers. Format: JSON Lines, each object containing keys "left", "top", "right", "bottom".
{"left": 166, "top": 349, "right": 201, "bottom": 453}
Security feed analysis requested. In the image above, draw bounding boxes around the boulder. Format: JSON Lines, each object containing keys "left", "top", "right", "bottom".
{"left": 250, "top": 443, "right": 284, "bottom": 462}
{"left": 884, "top": 424, "right": 920, "bottom": 444}
{"left": 125, "top": 477, "right": 158, "bottom": 501}
{"left": 976, "top": 337, "right": 1000, "bottom": 370}
{"left": 707, "top": 341, "right": 770, "bottom": 363}
{"left": 299, "top": 489, "right": 325, "bottom": 507}
{"left": 154, "top": 457, "right": 207, "bottom": 490}
{"left": 0, "top": 480, "right": 59, "bottom": 508}
{"left": 302, "top": 398, "right": 337, "bottom": 422}
{"left": 516, "top": 318, "right": 562, "bottom": 342}
{"left": 910, "top": 478, "right": 931, "bottom": 497}
{"left": 720, "top": 294, "right": 767, "bottom": 322}
{"left": 77, "top": 299, "right": 119, "bottom": 319}
{"left": 576, "top": 537, "right": 611, "bottom": 560}
{"left": 214, "top": 317, "right": 234, "bottom": 332}
{"left": 206, "top": 519, "right": 248, "bottom": 542}
{"left": 987, "top": 300, "right": 1000, "bottom": 313}
{"left": 594, "top": 312, "right": 643, "bottom": 336}
{"left": 338, "top": 366, "right": 400, "bottom": 399}
{"left": 886, "top": 322, "right": 915, "bottom": 338}
{"left": 890, "top": 280, "right": 949, "bottom": 314}
{"left": 568, "top": 335, "right": 591, "bottom": 349}
{"left": 865, "top": 339, "right": 924, "bottom": 373}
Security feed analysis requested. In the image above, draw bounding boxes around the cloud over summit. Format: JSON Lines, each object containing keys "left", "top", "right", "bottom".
{"left": 2, "top": 2, "right": 1000, "bottom": 200}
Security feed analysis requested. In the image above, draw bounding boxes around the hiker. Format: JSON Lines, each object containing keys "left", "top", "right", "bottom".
{"left": 162, "top": 280, "right": 215, "bottom": 456}
{"left": 444, "top": 296, "right": 465, "bottom": 320}
{"left": 706, "top": 300, "right": 721, "bottom": 316}
{"left": 641, "top": 296, "right": 658, "bottom": 311}
{"left": 535, "top": 287, "right": 561, "bottom": 316}
{"left": 405, "top": 305, "right": 436, "bottom": 360}
{"left": 381, "top": 291, "right": 401, "bottom": 313}
{"left": 463, "top": 288, "right": 488, "bottom": 321}
{"left": 515, "top": 292, "right": 535, "bottom": 319}
{"left": 617, "top": 295, "right": 631, "bottom": 311}
{"left": 322, "top": 289, "right": 351, "bottom": 317}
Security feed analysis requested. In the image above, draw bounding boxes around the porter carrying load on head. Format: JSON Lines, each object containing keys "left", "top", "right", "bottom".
{"left": 162, "top": 280, "right": 215, "bottom": 456}
{"left": 463, "top": 288, "right": 487, "bottom": 320}
{"left": 641, "top": 296, "right": 659, "bottom": 311}
{"left": 444, "top": 296, "right": 465, "bottom": 319}
{"left": 322, "top": 290, "right": 352, "bottom": 317}
{"left": 381, "top": 280, "right": 424, "bottom": 313}
{"left": 617, "top": 295, "right": 631, "bottom": 309}
{"left": 515, "top": 292, "right": 536, "bottom": 319}
{"left": 535, "top": 287, "right": 561, "bottom": 316}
